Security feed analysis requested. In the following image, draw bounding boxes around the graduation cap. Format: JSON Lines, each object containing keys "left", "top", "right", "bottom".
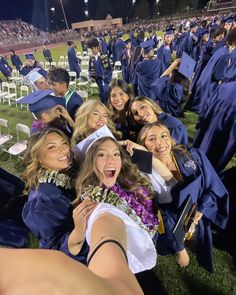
{"left": 124, "top": 38, "right": 131, "bottom": 44}
{"left": 224, "top": 16, "right": 234, "bottom": 24}
{"left": 72, "top": 125, "right": 115, "bottom": 162}
{"left": 190, "top": 22, "right": 197, "bottom": 29}
{"left": 25, "top": 53, "right": 34, "bottom": 60}
{"left": 16, "top": 89, "right": 65, "bottom": 115}
{"left": 178, "top": 52, "right": 196, "bottom": 79}
{"left": 165, "top": 27, "right": 175, "bottom": 35}
{"left": 131, "top": 149, "right": 152, "bottom": 174}
{"left": 201, "top": 29, "right": 210, "bottom": 36}
{"left": 140, "top": 39, "right": 155, "bottom": 54}
{"left": 117, "top": 31, "right": 124, "bottom": 38}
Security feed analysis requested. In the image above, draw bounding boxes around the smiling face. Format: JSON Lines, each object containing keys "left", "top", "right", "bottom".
{"left": 164, "top": 34, "right": 173, "bottom": 45}
{"left": 95, "top": 139, "right": 121, "bottom": 187}
{"left": 131, "top": 100, "right": 157, "bottom": 124}
{"left": 144, "top": 126, "right": 172, "bottom": 161}
{"left": 110, "top": 86, "right": 130, "bottom": 111}
{"left": 87, "top": 104, "right": 108, "bottom": 131}
{"left": 39, "top": 132, "right": 71, "bottom": 171}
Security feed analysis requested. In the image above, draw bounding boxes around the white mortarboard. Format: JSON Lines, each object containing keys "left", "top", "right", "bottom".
{"left": 72, "top": 125, "right": 115, "bottom": 161}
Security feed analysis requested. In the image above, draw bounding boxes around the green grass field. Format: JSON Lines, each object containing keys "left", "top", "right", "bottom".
{"left": 0, "top": 42, "right": 236, "bottom": 295}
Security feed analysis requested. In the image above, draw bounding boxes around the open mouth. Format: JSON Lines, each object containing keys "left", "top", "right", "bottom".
{"left": 103, "top": 168, "right": 116, "bottom": 178}
{"left": 96, "top": 121, "right": 105, "bottom": 127}
{"left": 58, "top": 156, "right": 68, "bottom": 161}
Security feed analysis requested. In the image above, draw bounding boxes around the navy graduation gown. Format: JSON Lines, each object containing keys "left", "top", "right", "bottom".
{"left": 136, "top": 58, "right": 163, "bottom": 100}
{"left": 43, "top": 48, "right": 53, "bottom": 63}
{"left": 68, "top": 47, "right": 81, "bottom": 77}
{"left": 66, "top": 90, "right": 83, "bottom": 120}
{"left": 10, "top": 54, "right": 22, "bottom": 71}
{"left": 122, "top": 49, "right": 133, "bottom": 84}
{"left": 191, "top": 46, "right": 228, "bottom": 114}
{"left": 193, "top": 81, "right": 236, "bottom": 172}
{"left": 115, "top": 38, "right": 125, "bottom": 62}
{"left": 172, "top": 148, "right": 229, "bottom": 272}
{"left": 22, "top": 182, "right": 89, "bottom": 264}
{"left": 19, "top": 61, "right": 47, "bottom": 77}
{"left": 0, "top": 58, "right": 12, "bottom": 78}
{"left": 0, "top": 168, "right": 28, "bottom": 248}
{"left": 152, "top": 76, "right": 184, "bottom": 117}
{"left": 157, "top": 45, "right": 173, "bottom": 74}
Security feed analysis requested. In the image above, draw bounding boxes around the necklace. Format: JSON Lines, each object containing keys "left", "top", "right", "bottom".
{"left": 37, "top": 168, "right": 72, "bottom": 189}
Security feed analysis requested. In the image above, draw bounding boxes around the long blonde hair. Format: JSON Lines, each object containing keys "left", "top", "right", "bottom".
{"left": 71, "top": 99, "right": 121, "bottom": 145}
{"left": 74, "top": 137, "right": 153, "bottom": 206}
{"left": 21, "top": 129, "right": 71, "bottom": 193}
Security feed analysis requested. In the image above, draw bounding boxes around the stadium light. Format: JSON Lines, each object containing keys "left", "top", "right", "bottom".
{"left": 50, "top": 7, "right": 55, "bottom": 12}
{"left": 132, "top": 0, "right": 136, "bottom": 4}
{"left": 84, "top": 0, "right": 88, "bottom": 3}
{"left": 59, "top": 0, "right": 69, "bottom": 30}
{"left": 85, "top": 10, "right": 88, "bottom": 16}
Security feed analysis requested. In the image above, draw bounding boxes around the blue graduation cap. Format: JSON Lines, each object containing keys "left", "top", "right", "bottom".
{"left": 201, "top": 29, "right": 209, "bottom": 36}
{"left": 124, "top": 38, "right": 131, "bottom": 44}
{"left": 140, "top": 39, "right": 155, "bottom": 54}
{"left": 16, "top": 89, "right": 65, "bottom": 115}
{"left": 25, "top": 53, "right": 34, "bottom": 60}
{"left": 165, "top": 27, "right": 175, "bottom": 35}
{"left": 178, "top": 52, "right": 196, "bottom": 79}
{"left": 72, "top": 125, "right": 115, "bottom": 161}
{"left": 117, "top": 31, "right": 124, "bottom": 38}
{"left": 225, "top": 16, "right": 234, "bottom": 24}
{"left": 190, "top": 22, "right": 197, "bottom": 29}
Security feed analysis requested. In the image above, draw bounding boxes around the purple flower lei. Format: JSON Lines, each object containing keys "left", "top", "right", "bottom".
{"left": 107, "top": 183, "right": 159, "bottom": 230}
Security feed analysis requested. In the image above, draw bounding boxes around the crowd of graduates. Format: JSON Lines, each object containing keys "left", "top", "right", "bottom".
{"left": 0, "top": 12, "right": 236, "bottom": 294}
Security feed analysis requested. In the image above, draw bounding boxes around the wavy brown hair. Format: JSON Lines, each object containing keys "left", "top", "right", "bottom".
{"left": 74, "top": 137, "right": 153, "bottom": 206}
{"left": 107, "top": 79, "right": 134, "bottom": 122}
{"left": 71, "top": 100, "right": 121, "bottom": 146}
{"left": 21, "top": 128, "right": 71, "bottom": 194}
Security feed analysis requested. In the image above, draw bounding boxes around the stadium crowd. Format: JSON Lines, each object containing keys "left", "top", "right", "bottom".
{"left": 0, "top": 10, "right": 236, "bottom": 294}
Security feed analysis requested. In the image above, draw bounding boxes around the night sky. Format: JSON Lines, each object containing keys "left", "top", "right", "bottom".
{"left": 0, "top": 0, "right": 208, "bottom": 31}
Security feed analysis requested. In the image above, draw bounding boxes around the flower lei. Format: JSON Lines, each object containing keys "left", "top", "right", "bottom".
{"left": 32, "top": 120, "right": 48, "bottom": 130}
{"left": 82, "top": 185, "right": 158, "bottom": 237}
{"left": 37, "top": 168, "right": 72, "bottom": 189}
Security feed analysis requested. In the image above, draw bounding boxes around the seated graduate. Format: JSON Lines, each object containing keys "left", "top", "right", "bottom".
{"left": 138, "top": 122, "right": 229, "bottom": 272}
{"left": 193, "top": 80, "right": 236, "bottom": 172}
{"left": 0, "top": 168, "right": 28, "bottom": 248}
{"left": 47, "top": 67, "right": 83, "bottom": 120}
{"left": 0, "top": 210, "right": 145, "bottom": 295}
{"left": 108, "top": 78, "right": 138, "bottom": 140}
{"left": 24, "top": 68, "right": 50, "bottom": 90}
{"left": 17, "top": 89, "right": 74, "bottom": 137}
{"left": 72, "top": 125, "right": 157, "bottom": 274}
{"left": 71, "top": 99, "right": 121, "bottom": 145}
{"left": 19, "top": 53, "right": 47, "bottom": 77}
{"left": 135, "top": 39, "right": 164, "bottom": 100}
{"left": 129, "top": 96, "right": 189, "bottom": 146}
{"left": 21, "top": 128, "right": 95, "bottom": 264}
{"left": 151, "top": 53, "right": 195, "bottom": 117}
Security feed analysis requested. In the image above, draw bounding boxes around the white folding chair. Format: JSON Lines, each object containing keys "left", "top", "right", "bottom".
{"left": 16, "top": 85, "right": 29, "bottom": 109}
{"left": 0, "top": 118, "right": 13, "bottom": 151}
{"left": 3, "top": 83, "right": 17, "bottom": 106}
{"left": 39, "top": 61, "right": 44, "bottom": 68}
{"left": 81, "top": 60, "right": 89, "bottom": 71}
{"left": 114, "top": 61, "right": 122, "bottom": 70}
{"left": 44, "top": 62, "right": 50, "bottom": 71}
{"left": 77, "top": 71, "right": 89, "bottom": 91}
{"left": 57, "top": 61, "right": 65, "bottom": 68}
{"left": 0, "top": 82, "right": 9, "bottom": 102}
{"left": 7, "top": 123, "right": 30, "bottom": 159}
{"left": 51, "top": 61, "right": 57, "bottom": 67}
{"left": 77, "top": 90, "right": 88, "bottom": 101}
{"left": 59, "top": 56, "right": 65, "bottom": 62}
{"left": 69, "top": 71, "right": 77, "bottom": 88}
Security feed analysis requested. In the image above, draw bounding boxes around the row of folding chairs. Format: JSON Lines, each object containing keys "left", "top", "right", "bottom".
{"left": 0, "top": 118, "right": 30, "bottom": 159}
{"left": 0, "top": 82, "right": 30, "bottom": 108}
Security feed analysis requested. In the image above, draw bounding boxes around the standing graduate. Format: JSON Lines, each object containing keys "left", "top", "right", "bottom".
{"left": 115, "top": 32, "right": 126, "bottom": 62}
{"left": 0, "top": 56, "right": 12, "bottom": 80}
{"left": 193, "top": 81, "right": 236, "bottom": 172}
{"left": 135, "top": 39, "right": 164, "bottom": 100}
{"left": 157, "top": 28, "right": 175, "bottom": 74}
{"left": 122, "top": 39, "right": 133, "bottom": 84}
{"left": 43, "top": 45, "right": 53, "bottom": 63}
{"left": 9, "top": 49, "right": 22, "bottom": 71}
{"left": 176, "top": 22, "right": 199, "bottom": 60}
{"left": 67, "top": 41, "right": 81, "bottom": 78}
{"left": 87, "top": 37, "right": 112, "bottom": 105}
